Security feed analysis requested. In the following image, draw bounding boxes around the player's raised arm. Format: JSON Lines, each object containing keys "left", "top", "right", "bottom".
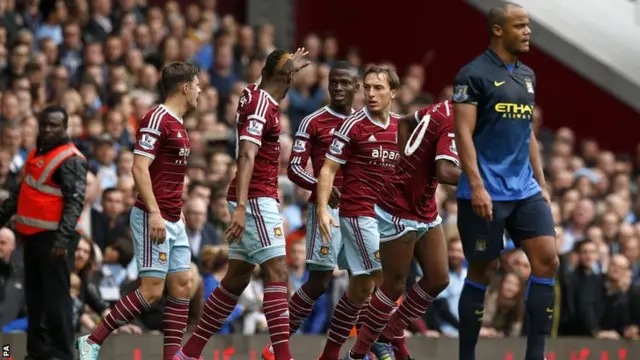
{"left": 287, "top": 121, "right": 317, "bottom": 191}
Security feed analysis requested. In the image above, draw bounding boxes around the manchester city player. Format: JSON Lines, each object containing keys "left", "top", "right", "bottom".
{"left": 452, "top": 3, "right": 558, "bottom": 360}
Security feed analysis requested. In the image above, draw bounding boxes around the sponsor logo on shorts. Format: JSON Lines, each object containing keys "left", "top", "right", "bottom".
{"left": 320, "top": 246, "right": 330, "bottom": 256}
{"left": 159, "top": 252, "right": 167, "bottom": 264}
{"left": 374, "top": 250, "right": 380, "bottom": 260}
{"left": 476, "top": 239, "right": 487, "bottom": 252}
{"left": 274, "top": 227, "right": 283, "bottom": 238}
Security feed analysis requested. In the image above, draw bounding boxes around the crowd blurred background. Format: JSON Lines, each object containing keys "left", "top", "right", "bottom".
{"left": 0, "top": 0, "right": 640, "bottom": 342}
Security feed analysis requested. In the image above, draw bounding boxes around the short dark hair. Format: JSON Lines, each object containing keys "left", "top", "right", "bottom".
{"left": 39, "top": 105, "right": 69, "bottom": 126}
{"left": 331, "top": 60, "right": 357, "bottom": 73}
{"left": 262, "top": 49, "right": 290, "bottom": 80}
{"left": 363, "top": 65, "right": 400, "bottom": 90}
{"left": 487, "top": 1, "right": 523, "bottom": 35}
{"left": 159, "top": 61, "right": 199, "bottom": 97}
{"left": 187, "top": 180, "right": 209, "bottom": 194}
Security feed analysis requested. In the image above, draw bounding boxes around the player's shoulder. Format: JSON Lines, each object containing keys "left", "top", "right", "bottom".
{"left": 336, "top": 108, "right": 367, "bottom": 136}
{"left": 455, "top": 52, "right": 491, "bottom": 81}
{"left": 240, "top": 85, "right": 279, "bottom": 117}
{"left": 297, "top": 106, "right": 330, "bottom": 134}
{"left": 516, "top": 62, "right": 535, "bottom": 78}
{"left": 140, "top": 105, "right": 174, "bottom": 134}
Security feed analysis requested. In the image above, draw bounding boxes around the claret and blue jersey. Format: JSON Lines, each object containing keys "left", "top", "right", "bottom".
{"left": 452, "top": 48, "right": 540, "bottom": 201}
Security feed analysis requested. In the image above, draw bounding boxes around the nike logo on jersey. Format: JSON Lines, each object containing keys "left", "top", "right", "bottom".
{"left": 494, "top": 81, "right": 506, "bottom": 87}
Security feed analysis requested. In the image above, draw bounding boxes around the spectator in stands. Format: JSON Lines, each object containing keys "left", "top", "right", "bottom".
{"left": 597, "top": 254, "right": 632, "bottom": 339}
{"left": 239, "top": 267, "right": 267, "bottom": 335}
{"left": 200, "top": 245, "right": 242, "bottom": 334}
{"left": 0, "top": 227, "right": 26, "bottom": 332}
{"left": 432, "top": 235, "right": 466, "bottom": 337}
{"left": 72, "top": 236, "right": 109, "bottom": 329}
{"left": 559, "top": 239, "right": 604, "bottom": 336}
{"left": 288, "top": 240, "right": 329, "bottom": 334}
{"left": 185, "top": 197, "right": 220, "bottom": 262}
{"left": 481, "top": 272, "right": 526, "bottom": 338}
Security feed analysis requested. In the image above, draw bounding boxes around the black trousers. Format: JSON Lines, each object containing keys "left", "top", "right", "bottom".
{"left": 23, "top": 232, "right": 78, "bottom": 360}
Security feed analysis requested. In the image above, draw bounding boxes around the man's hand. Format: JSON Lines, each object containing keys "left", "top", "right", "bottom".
{"left": 290, "top": 47, "right": 311, "bottom": 74}
{"left": 471, "top": 186, "right": 493, "bottom": 221}
{"left": 51, "top": 235, "right": 68, "bottom": 258}
{"left": 596, "top": 330, "right": 620, "bottom": 340}
{"left": 328, "top": 187, "right": 341, "bottom": 209}
{"left": 149, "top": 212, "right": 166, "bottom": 244}
{"left": 318, "top": 208, "right": 339, "bottom": 244}
{"left": 225, "top": 205, "right": 247, "bottom": 244}
{"left": 118, "top": 324, "right": 143, "bottom": 335}
{"left": 623, "top": 325, "right": 640, "bottom": 340}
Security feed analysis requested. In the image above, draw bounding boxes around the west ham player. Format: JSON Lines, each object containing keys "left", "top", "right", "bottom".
{"left": 77, "top": 62, "right": 200, "bottom": 360}
{"left": 175, "top": 48, "right": 309, "bottom": 360}
{"left": 453, "top": 3, "right": 557, "bottom": 360}
{"left": 346, "top": 101, "right": 460, "bottom": 360}
{"left": 262, "top": 61, "right": 359, "bottom": 360}
{"left": 317, "top": 65, "right": 400, "bottom": 360}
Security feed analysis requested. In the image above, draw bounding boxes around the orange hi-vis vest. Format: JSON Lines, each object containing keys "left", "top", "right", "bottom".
{"left": 15, "top": 143, "right": 85, "bottom": 236}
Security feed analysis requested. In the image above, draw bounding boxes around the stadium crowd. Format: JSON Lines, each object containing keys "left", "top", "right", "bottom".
{"left": 0, "top": 0, "right": 640, "bottom": 343}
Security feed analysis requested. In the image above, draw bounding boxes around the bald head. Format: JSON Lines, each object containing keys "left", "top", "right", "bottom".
{"left": 0, "top": 227, "right": 16, "bottom": 262}
{"left": 487, "top": 1, "right": 523, "bottom": 35}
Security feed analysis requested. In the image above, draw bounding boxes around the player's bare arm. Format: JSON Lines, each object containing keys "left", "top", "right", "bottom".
{"left": 316, "top": 158, "right": 341, "bottom": 242}
{"left": 397, "top": 114, "right": 418, "bottom": 153}
{"left": 436, "top": 159, "right": 461, "bottom": 186}
{"left": 529, "top": 132, "right": 550, "bottom": 203}
{"left": 454, "top": 103, "right": 493, "bottom": 221}
{"left": 132, "top": 154, "right": 166, "bottom": 243}
{"left": 225, "top": 140, "right": 259, "bottom": 243}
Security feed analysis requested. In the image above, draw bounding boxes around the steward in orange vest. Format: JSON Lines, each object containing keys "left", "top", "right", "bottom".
{"left": 0, "top": 106, "right": 88, "bottom": 360}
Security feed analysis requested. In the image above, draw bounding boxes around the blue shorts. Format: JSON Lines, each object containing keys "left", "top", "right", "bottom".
{"left": 457, "top": 192, "right": 555, "bottom": 261}
{"left": 340, "top": 216, "right": 382, "bottom": 276}
{"left": 228, "top": 198, "right": 285, "bottom": 265}
{"left": 130, "top": 207, "right": 191, "bottom": 279}
{"left": 375, "top": 204, "right": 443, "bottom": 242}
{"left": 305, "top": 203, "right": 347, "bottom": 271}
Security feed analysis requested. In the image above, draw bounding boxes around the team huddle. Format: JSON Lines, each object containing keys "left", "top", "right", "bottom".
{"left": 77, "top": 3, "right": 558, "bottom": 360}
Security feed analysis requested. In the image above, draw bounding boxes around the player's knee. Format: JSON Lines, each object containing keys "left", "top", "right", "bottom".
{"left": 347, "top": 275, "right": 376, "bottom": 306}
{"left": 138, "top": 276, "right": 166, "bottom": 304}
{"left": 425, "top": 270, "right": 450, "bottom": 296}
{"left": 166, "top": 271, "right": 192, "bottom": 299}
{"left": 531, "top": 250, "right": 560, "bottom": 276}
{"left": 306, "top": 271, "right": 334, "bottom": 297}
{"left": 262, "top": 256, "right": 288, "bottom": 283}
{"left": 382, "top": 272, "right": 408, "bottom": 299}
{"left": 466, "top": 259, "right": 499, "bottom": 285}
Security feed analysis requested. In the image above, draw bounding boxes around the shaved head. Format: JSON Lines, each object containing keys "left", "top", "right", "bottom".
{"left": 487, "top": 1, "right": 523, "bottom": 35}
